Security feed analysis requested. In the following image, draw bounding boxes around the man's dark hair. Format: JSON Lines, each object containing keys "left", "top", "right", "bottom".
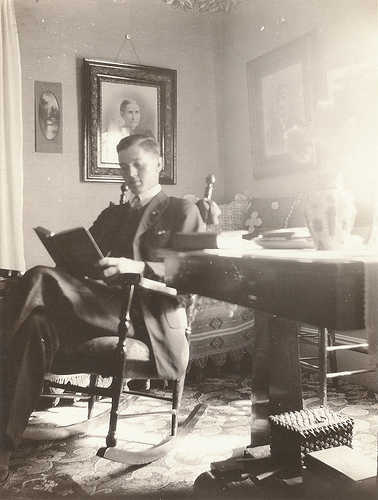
{"left": 116, "top": 134, "right": 160, "bottom": 156}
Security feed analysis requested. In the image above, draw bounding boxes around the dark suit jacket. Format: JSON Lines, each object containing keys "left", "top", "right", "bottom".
{"left": 89, "top": 191, "right": 205, "bottom": 378}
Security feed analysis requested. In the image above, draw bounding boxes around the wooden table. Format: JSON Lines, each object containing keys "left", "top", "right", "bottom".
{"left": 164, "top": 247, "right": 375, "bottom": 480}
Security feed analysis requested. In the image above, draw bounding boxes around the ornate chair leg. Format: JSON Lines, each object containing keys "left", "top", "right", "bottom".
{"left": 106, "top": 278, "right": 137, "bottom": 448}
{"left": 88, "top": 374, "right": 98, "bottom": 419}
{"left": 106, "top": 375, "right": 124, "bottom": 448}
{"left": 171, "top": 376, "right": 185, "bottom": 436}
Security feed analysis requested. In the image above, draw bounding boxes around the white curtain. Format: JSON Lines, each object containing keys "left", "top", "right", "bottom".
{"left": 0, "top": 0, "right": 25, "bottom": 272}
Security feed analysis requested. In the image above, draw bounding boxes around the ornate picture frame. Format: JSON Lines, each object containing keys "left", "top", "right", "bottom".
{"left": 83, "top": 59, "right": 177, "bottom": 183}
{"left": 247, "top": 33, "right": 317, "bottom": 178}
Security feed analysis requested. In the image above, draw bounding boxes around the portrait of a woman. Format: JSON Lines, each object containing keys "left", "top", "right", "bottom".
{"left": 101, "top": 91, "right": 156, "bottom": 165}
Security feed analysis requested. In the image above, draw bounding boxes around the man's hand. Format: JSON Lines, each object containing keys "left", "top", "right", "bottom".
{"left": 96, "top": 257, "right": 145, "bottom": 284}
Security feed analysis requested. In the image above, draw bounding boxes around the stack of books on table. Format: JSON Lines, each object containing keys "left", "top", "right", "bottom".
{"left": 171, "top": 230, "right": 248, "bottom": 251}
{"left": 252, "top": 227, "right": 314, "bottom": 249}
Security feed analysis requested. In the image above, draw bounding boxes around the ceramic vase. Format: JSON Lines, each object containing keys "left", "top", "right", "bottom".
{"left": 304, "top": 184, "right": 356, "bottom": 250}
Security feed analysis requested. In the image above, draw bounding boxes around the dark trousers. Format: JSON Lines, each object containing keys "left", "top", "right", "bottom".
{"left": 0, "top": 266, "right": 149, "bottom": 451}
{"left": 1, "top": 311, "right": 58, "bottom": 450}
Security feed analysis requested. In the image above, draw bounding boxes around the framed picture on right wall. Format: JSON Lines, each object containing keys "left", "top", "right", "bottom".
{"left": 247, "top": 33, "right": 318, "bottom": 178}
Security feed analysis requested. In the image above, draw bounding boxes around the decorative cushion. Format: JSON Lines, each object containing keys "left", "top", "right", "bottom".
{"left": 243, "top": 195, "right": 371, "bottom": 239}
{"left": 184, "top": 193, "right": 251, "bottom": 232}
{"left": 244, "top": 196, "right": 306, "bottom": 237}
{"left": 216, "top": 193, "right": 251, "bottom": 231}
{"left": 190, "top": 296, "right": 255, "bottom": 359}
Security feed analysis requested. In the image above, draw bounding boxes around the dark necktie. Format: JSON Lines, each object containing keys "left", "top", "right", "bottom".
{"left": 131, "top": 196, "right": 142, "bottom": 211}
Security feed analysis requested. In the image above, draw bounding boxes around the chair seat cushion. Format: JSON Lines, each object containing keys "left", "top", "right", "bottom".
{"left": 190, "top": 297, "right": 255, "bottom": 359}
{"left": 51, "top": 336, "right": 157, "bottom": 379}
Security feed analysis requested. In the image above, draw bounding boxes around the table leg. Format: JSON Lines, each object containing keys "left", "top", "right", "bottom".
{"left": 249, "top": 312, "right": 302, "bottom": 446}
{"left": 268, "top": 316, "right": 303, "bottom": 415}
{"left": 249, "top": 310, "right": 272, "bottom": 447}
{"left": 209, "top": 312, "right": 303, "bottom": 482}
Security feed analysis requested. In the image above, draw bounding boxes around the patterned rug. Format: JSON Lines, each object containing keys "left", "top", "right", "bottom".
{"left": 1, "top": 373, "right": 377, "bottom": 499}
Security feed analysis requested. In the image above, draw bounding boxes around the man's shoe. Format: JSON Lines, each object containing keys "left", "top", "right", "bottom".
{"left": 127, "top": 379, "right": 151, "bottom": 391}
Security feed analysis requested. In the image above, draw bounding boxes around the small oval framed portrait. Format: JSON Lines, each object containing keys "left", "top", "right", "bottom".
{"left": 35, "top": 81, "right": 63, "bottom": 153}
{"left": 39, "top": 91, "right": 60, "bottom": 141}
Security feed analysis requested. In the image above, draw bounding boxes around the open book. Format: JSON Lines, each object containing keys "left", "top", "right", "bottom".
{"left": 34, "top": 226, "right": 104, "bottom": 278}
{"left": 34, "top": 226, "right": 177, "bottom": 295}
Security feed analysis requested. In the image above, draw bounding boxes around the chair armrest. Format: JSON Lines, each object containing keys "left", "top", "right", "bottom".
{"left": 139, "top": 277, "right": 177, "bottom": 297}
{"left": 119, "top": 273, "right": 177, "bottom": 297}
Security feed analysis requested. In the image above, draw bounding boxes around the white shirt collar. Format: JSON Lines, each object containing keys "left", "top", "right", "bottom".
{"left": 131, "top": 184, "right": 161, "bottom": 208}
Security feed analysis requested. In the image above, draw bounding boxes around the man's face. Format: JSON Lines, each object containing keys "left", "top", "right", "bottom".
{"left": 118, "top": 144, "right": 162, "bottom": 195}
{"left": 121, "top": 102, "right": 141, "bottom": 131}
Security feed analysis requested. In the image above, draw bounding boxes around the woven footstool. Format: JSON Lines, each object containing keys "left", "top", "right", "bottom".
{"left": 269, "top": 407, "right": 354, "bottom": 471}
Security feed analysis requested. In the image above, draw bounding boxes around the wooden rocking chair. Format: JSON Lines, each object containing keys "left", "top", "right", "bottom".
{"left": 25, "top": 175, "right": 219, "bottom": 465}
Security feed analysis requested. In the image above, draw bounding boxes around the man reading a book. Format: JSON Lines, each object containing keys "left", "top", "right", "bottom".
{"left": 0, "top": 134, "right": 205, "bottom": 482}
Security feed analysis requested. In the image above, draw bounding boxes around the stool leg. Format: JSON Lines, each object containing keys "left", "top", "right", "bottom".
{"left": 327, "top": 329, "right": 338, "bottom": 389}
{"left": 319, "top": 327, "right": 328, "bottom": 406}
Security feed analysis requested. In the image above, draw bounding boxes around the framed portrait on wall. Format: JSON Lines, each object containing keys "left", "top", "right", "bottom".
{"left": 83, "top": 59, "right": 177, "bottom": 183}
{"left": 35, "top": 81, "right": 63, "bottom": 153}
{"left": 247, "top": 33, "right": 318, "bottom": 178}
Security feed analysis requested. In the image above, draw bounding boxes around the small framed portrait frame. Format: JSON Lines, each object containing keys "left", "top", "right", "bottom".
{"left": 83, "top": 59, "right": 177, "bottom": 183}
{"left": 35, "top": 81, "right": 63, "bottom": 153}
{"left": 247, "top": 33, "right": 318, "bottom": 178}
